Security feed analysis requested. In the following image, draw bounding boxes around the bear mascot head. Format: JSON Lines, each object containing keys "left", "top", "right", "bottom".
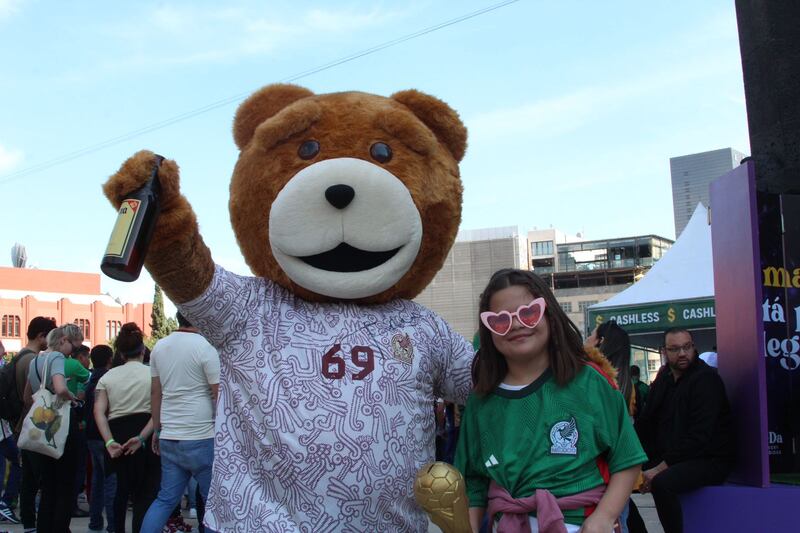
{"left": 229, "top": 84, "right": 466, "bottom": 302}
{"left": 103, "top": 84, "right": 474, "bottom": 532}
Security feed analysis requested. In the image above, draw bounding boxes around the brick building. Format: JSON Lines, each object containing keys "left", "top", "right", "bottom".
{"left": 0, "top": 266, "right": 152, "bottom": 352}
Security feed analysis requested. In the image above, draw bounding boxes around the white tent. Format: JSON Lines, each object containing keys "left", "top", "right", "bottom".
{"left": 587, "top": 204, "right": 717, "bottom": 348}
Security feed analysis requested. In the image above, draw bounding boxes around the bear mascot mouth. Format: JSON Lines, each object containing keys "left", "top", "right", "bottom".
{"left": 267, "top": 157, "right": 425, "bottom": 300}
{"left": 299, "top": 242, "right": 402, "bottom": 272}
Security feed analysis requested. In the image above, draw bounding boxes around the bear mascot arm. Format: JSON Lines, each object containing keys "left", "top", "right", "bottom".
{"left": 102, "top": 149, "right": 214, "bottom": 303}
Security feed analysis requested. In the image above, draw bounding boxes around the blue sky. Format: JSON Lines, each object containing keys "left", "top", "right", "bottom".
{"left": 0, "top": 0, "right": 749, "bottom": 309}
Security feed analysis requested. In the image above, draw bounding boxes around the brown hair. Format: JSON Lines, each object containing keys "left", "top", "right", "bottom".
{"left": 473, "top": 269, "right": 586, "bottom": 395}
{"left": 26, "top": 317, "right": 57, "bottom": 341}
{"left": 597, "top": 320, "right": 633, "bottom": 406}
{"left": 114, "top": 322, "right": 144, "bottom": 360}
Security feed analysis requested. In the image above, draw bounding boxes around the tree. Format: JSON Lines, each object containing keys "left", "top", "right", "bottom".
{"left": 149, "top": 284, "right": 177, "bottom": 348}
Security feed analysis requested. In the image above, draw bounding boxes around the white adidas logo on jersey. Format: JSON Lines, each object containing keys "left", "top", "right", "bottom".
{"left": 484, "top": 454, "right": 499, "bottom": 468}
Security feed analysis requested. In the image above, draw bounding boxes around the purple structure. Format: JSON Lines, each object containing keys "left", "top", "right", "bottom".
{"left": 679, "top": 161, "right": 799, "bottom": 531}
{"left": 682, "top": 484, "right": 798, "bottom": 531}
{"left": 709, "top": 161, "right": 769, "bottom": 487}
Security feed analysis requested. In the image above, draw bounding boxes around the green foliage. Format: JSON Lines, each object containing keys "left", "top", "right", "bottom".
{"left": 149, "top": 284, "right": 176, "bottom": 344}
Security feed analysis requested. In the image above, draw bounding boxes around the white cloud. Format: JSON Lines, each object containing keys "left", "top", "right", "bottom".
{"left": 0, "top": 0, "right": 24, "bottom": 20}
{"left": 467, "top": 86, "right": 622, "bottom": 143}
{"left": 304, "top": 7, "right": 397, "bottom": 32}
{"left": 0, "top": 144, "right": 23, "bottom": 173}
{"left": 468, "top": 49, "right": 735, "bottom": 144}
{"left": 97, "top": 4, "right": 406, "bottom": 70}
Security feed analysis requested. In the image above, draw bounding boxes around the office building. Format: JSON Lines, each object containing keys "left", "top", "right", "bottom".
{"left": 414, "top": 226, "right": 527, "bottom": 340}
{"left": 670, "top": 148, "right": 746, "bottom": 237}
{"left": 530, "top": 234, "right": 673, "bottom": 334}
{"left": 415, "top": 225, "right": 672, "bottom": 341}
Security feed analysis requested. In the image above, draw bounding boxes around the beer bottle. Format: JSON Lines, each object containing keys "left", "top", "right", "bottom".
{"left": 101, "top": 155, "right": 164, "bottom": 282}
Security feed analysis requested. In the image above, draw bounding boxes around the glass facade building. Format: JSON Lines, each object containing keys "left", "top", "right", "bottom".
{"left": 670, "top": 148, "right": 745, "bottom": 237}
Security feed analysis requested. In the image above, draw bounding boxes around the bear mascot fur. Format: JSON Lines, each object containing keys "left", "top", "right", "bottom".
{"left": 103, "top": 84, "right": 474, "bottom": 532}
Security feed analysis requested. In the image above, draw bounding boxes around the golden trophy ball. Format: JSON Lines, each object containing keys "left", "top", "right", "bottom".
{"left": 414, "top": 461, "right": 472, "bottom": 533}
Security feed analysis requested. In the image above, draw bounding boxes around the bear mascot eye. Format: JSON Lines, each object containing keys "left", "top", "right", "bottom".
{"left": 370, "top": 142, "right": 393, "bottom": 163}
{"left": 298, "top": 140, "right": 320, "bottom": 160}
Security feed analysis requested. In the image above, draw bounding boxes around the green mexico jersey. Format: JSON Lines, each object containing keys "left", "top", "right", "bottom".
{"left": 64, "top": 357, "right": 90, "bottom": 396}
{"left": 454, "top": 365, "right": 647, "bottom": 526}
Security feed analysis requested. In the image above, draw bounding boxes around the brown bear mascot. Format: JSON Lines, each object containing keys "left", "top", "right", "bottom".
{"left": 103, "top": 84, "right": 474, "bottom": 532}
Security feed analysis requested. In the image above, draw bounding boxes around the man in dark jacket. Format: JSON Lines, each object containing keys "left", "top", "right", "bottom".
{"left": 636, "top": 328, "right": 734, "bottom": 533}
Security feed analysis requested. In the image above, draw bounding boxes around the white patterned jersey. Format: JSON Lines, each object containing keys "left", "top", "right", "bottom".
{"left": 179, "top": 265, "right": 474, "bottom": 532}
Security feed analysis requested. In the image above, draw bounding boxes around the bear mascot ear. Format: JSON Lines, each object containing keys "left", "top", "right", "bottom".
{"left": 233, "top": 84, "right": 316, "bottom": 150}
{"left": 390, "top": 90, "right": 467, "bottom": 162}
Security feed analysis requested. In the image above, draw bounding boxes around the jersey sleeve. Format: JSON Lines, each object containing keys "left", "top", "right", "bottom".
{"left": 74, "top": 361, "right": 91, "bottom": 384}
{"left": 592, "top": 370, "right": 648, "bottom": 473}
{"left": 430, "top": 314, "right": 474, "bottom": 405}
{"left": 454, "top": 395, "right": 490, "bottom": 508}
{"left": 178, "top": 264, "right": 266, "bottom": 352}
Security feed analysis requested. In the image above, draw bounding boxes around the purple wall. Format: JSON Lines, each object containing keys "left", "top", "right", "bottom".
{"left": 709, "top": 161, "right": 770, "bottom": 487}
{"left": 681, "top": 484, "right": 800, "bottom": 531}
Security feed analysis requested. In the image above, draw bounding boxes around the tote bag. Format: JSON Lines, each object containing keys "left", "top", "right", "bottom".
{"left": 18, "top": 353, "right": 71, "bottom": 459}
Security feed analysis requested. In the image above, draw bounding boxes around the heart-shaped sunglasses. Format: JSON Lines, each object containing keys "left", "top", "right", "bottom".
{"left": 480, "top": 297, "right": 546, "bottom": 336}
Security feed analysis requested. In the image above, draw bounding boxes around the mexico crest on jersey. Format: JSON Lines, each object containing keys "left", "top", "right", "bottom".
{"left": 391, "top": 333, "right": 414, "bottom": 364}
{"left": 549, "top": 416, "right": 578, "bottom": 455}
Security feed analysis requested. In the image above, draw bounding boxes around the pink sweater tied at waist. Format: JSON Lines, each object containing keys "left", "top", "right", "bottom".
{"left": 486, "top": 480, "right": 606, "bottom": 533}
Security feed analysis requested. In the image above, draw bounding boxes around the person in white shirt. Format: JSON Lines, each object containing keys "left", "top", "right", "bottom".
{"left": 140, "top": 313, "right": 220, "bottom": 533}
{"left": 94, "top": 322, "right": 159, "bottom": 533}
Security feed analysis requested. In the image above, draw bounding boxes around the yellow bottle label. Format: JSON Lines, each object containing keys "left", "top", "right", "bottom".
{"left": 104, "top": 199, "right": 142, "bottom": 258}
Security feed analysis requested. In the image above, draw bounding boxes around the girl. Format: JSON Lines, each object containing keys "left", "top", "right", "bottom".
{"left": 455, "top": 269, "right": 646, "bottom": 533}
{"left": 94, "top": 323, "right": 160, "bottom": 533}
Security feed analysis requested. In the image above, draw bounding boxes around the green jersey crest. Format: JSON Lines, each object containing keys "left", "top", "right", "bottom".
{"left": 549, "top": 416, "right": 578, "bottom": 455}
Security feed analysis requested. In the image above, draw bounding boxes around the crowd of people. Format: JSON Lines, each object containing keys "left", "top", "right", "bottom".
{"left": 0, "top": 313, "right": 219, "bottom": 533}
{"left": 0, "top": 266, "right": 735, "bottom": 533}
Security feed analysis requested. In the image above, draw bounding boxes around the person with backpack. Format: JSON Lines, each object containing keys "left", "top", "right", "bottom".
{"left": 0, "top": 317, "right": 57, "bottom": 533}
{"left": 23, "top": 323, "right": 84, "bottom": 533}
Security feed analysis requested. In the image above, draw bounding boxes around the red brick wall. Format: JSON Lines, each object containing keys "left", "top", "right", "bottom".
{"left": 0, "top": 266, "right": 100, "bottom": 294}
{"left": 0, "top": 268, "right": 152, "bottom": 350}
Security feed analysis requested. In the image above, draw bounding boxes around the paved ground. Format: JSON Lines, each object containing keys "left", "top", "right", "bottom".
{"left": 1, "top": 494, "right": 663, "bottom": 532}
{"left": 0, "top": 508, "right": 200, "bottom": 533}
{"left": 630, "top": 493, "right": 664, "bottom": 533}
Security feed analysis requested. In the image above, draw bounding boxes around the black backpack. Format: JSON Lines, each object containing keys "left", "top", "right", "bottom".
{"left": 0, "top": 350, "right": 30, "bottom": 426}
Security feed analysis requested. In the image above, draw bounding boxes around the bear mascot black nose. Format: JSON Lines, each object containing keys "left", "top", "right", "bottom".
{"left": 325, "top": 184, "right": 355, "bottom": 210}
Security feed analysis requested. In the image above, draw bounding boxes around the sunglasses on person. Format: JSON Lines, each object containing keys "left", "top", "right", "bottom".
{"left": 480, "top": 297, "right": 546, "bottom": 336}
